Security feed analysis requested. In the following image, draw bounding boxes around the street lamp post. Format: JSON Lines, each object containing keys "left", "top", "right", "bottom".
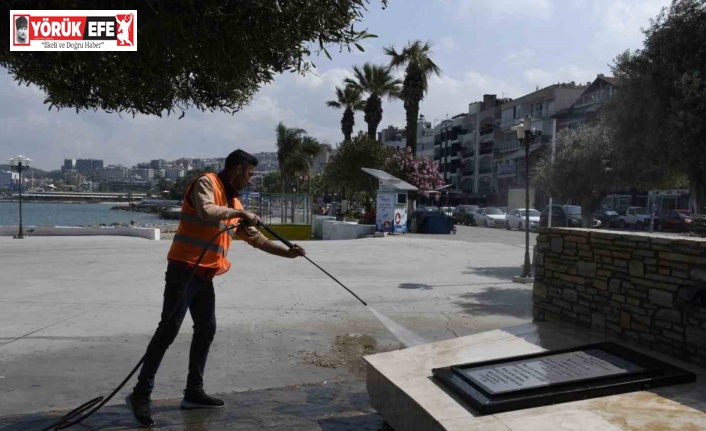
{"left": 511, "top": 117, "right": 536, "bottom": 278}
{"left": 8, "top": 155, "right": 32, "bottom": 239}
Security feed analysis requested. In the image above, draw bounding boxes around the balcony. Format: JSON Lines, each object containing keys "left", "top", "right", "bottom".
{"left": 451, "top": 142, "right": 462, "bottom": 153}
{"left": 479, "top": 167, "right": 492, "bottom": 174}
{"left": 462, "top": 149, "right": 474, "bottom": 159}
{"left": 479, "top": 124, "right": 494, "bottom": 135}
{"left": 462, "top": 168, "right": 474, "bottom": 177}
{"left": 479, "top": 142, "right": 494, "bottom": 155}
{"left": 574, "top": 90, "right": 612, "bottom": 108}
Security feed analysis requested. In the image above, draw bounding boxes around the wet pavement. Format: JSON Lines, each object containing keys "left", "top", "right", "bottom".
{"left": 0, "top": 381, "right": 388, "bottom": 431}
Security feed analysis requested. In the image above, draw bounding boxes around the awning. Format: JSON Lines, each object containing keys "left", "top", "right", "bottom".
{"left": 361, "top": 168, "right": 418, "bottom": 191}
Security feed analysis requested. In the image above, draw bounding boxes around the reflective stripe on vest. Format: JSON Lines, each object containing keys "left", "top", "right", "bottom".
{"left": 167, "top": 173, "right": 243, "bottom": 275}
{"left": 172, "top": 233, "right": 226, "bottom": 256}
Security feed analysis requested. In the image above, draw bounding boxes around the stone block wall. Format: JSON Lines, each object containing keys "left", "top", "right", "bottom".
{"left": 533, "top": 228, "right": 706, "bottom": 365}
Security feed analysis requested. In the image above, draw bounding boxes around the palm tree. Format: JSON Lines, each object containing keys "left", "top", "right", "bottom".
{"left": 275, "top": 122, "right": 324, "bottom": 222}
{"left": 384, "top": 40, "right": 441, "bottom": 154}
{"left": 276, "top": 122, "right": 307, "bottom": 193}
{"left": 326, "top": 86, "right": 365, "bottom": 142}
{"left": 344, "top": 63, "right": 402, "bottom": 139}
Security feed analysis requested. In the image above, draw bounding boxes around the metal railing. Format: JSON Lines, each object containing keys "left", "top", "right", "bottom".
{"left": 240, "top": 192, "right": 311, "bottom": 225}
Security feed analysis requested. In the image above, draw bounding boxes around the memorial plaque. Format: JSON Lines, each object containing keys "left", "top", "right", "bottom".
{"left": 432, "top": 342, "right": 696, "bottom": 415}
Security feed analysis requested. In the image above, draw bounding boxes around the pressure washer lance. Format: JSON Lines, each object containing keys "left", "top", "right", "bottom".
{"left": 258, "top": 222, "right": 367, "bottom": 306}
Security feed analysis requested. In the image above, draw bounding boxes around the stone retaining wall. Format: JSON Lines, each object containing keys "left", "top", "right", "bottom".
{"left": 533, "top": 228, "right": 706, "bottom": 365}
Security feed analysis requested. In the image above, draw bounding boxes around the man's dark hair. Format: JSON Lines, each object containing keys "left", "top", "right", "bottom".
{"left": 225, "top": 149, "right": 258, "bottom": 170}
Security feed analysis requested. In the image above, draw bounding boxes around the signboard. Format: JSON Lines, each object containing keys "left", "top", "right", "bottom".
{"left": 393, "top": 207, "right": 407, "bottom": 234}
{"left": 376, "top": 191, "right": 395, "bottom": 232}
{"left": 432, "top": 342, "right": 695, "bottom": 415}
{"left": 498, "top": 164, "right": 517, "bottom": 175}
{"left": 462, "top": 349, "right": 643, "bottom": 395}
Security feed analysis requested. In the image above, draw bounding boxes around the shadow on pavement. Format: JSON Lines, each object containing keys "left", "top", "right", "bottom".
{"left": 463, "top": 266, "right": 522, "bottom": 281}
{"left": 454, "top": 286, "right": 533, "bottom": 317}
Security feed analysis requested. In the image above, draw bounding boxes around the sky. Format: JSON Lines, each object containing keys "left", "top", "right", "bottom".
{"left": 1, "top": 0, "right": 672, "bottom": 171}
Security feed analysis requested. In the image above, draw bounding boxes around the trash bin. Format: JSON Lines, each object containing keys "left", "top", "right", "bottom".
{"left": 424, "top": 213, "right": 450, "bottom": 234}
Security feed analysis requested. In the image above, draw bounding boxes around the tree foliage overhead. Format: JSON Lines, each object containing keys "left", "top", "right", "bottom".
{"left": 535, "top": 122, "right": 618, "bottom": 227}
{"left": 0, "top": 0, "right": 386, "bottom": 117}
{"left": 606, "top": 0, "right": 706, "bottom": 213}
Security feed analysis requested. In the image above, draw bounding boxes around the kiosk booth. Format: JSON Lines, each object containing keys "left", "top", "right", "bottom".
{"left": 362, "top": 168, "right": 417, "bottom": 234}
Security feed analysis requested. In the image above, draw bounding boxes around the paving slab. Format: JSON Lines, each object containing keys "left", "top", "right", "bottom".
{"left": 0, "top": 231, "right": 533, "bottom": 428}
{"left": 0, "top": 381, "right": 385, "bottom": 431}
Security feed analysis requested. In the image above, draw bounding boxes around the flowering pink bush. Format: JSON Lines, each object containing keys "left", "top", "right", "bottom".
{"left": 385, "top": 148, "right": 445, "bottom": 197}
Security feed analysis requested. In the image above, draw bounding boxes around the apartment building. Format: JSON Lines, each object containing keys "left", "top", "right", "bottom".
{"left": 494, "top": 82, "right": 587, "bottom": 207}
{"left": 553, "top": 75, "right": 616, "bottom": 131}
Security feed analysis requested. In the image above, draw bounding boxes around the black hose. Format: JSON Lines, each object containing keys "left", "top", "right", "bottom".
{"left": 40, "top": 223, "right": 241, "bottom": 431}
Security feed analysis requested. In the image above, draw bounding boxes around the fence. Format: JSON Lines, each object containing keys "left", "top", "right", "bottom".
{"left": 240, "top": 192, "right": 311, "bottom": 225}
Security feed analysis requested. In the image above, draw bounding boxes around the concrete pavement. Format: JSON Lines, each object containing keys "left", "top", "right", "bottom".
{"left": 0, "top": 225, "right": 535, "bottom": 429}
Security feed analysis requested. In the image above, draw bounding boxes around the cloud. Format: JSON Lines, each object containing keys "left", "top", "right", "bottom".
{"left": 440, "top": 0, "right": 554, "bottom": 20}
{"left": 522, "top": 65, "right": 601, "bottom": 89}
{"left": 591, "top": 0, "right": 671, "bottom": 58}
{"left": 414, "top": 72, "right": 526, "bottom": 124}
{"left": 436, "top": 36, "right": 456, "bottom": 54}
{"left": 0, "top": 67, "right": 357, "bottom": 170}
{"left": 505, "top": 49, "right": 536, "bottom": 66}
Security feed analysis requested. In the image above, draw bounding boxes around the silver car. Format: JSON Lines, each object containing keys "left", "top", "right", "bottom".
{"left": 473, "top": 207, "right": 507, "bottom": 228}
{"left": 505, "top": 208, "right": 540, "bottom": 231}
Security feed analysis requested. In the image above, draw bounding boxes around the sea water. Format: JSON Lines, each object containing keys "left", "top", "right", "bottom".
{"left": 0, "top": 201, "right": 176, "bottom": 227}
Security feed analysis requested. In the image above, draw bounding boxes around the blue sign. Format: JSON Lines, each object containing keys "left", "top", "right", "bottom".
{"left": 498, "top": 164, "right": 517, "bottom": 175}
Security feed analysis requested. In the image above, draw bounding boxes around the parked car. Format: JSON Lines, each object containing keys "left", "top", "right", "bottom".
{"left": 656, "top": 209, "right": 693, "bottom": 232}
{"left": 441, "top": 206, "right": 455, "bottom": 217}
{"left": 618, "top": 206, "right": 653, "bottom": 230}
{"left": 473, "top": 207, "right": 507, "bottom": 228}
{"left": 505, "top": 208, "right": 540, "bottom": 231}
{"left": 593, "top": 209, "right": 620, "bottom": 228}
{"left": 452, "top": 205, "right": 479, "bottom": 225}
{"left": 540, "top": 205, "right": 601, "bottom": 228}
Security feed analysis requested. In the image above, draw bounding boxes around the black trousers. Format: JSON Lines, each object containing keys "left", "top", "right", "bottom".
{"left": 133, "top": 263, "right": 216, "bottom": 398}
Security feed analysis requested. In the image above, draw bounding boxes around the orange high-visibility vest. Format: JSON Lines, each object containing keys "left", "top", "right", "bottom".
{"left": 167, "top": 173, "right": 242, "bottom": 275}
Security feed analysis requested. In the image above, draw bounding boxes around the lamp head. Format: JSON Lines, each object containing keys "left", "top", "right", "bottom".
{"left": 521, "top": 116, "right": 533, "bottom": 130}
{"left": 510, "top": 123, "right": 525, "bottom": 140}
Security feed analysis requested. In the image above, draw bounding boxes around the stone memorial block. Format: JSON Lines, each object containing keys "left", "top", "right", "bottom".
{"left": 432, "top": 342, "right": 695, "bottom": 415}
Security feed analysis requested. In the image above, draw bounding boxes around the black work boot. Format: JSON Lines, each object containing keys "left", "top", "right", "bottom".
{"left": 181, "top": 389, "right": 225, "bottom": 410}
{"left": 125, "top": 393, "right": 155, "bottom": 427}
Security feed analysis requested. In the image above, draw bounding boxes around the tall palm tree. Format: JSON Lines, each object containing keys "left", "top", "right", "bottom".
{"left": 384, "top": 40, "right": 441, "bottom": 154}
{"left": 344, "top": 63, "right": 402, "bottom": 139}
{"left": 275, "top": 122, "right": 324, "bottom": 222}
{"left": 276, "top": 122, "right": 307, "bottom": 193}
{"left": 326, "top": 86, "right": 365, "bottom": 142}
